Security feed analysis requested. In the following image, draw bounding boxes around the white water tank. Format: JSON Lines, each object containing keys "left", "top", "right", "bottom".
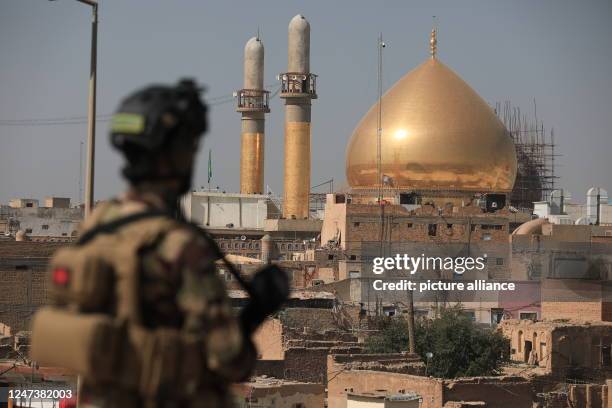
{"left": 586, "top": 187, "right": 608, "bottom": 225}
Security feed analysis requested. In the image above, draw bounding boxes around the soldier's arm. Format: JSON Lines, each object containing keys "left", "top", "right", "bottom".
{"left": 160, "top": 229, "right": 256, "bottom": 382}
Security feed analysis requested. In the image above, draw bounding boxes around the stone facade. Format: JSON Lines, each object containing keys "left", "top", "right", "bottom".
{"left": 500, "top": 319, "right": 612, "bottom": 380}
{"left": 232, "top": 377, "right": 325, "bottom": 408}
{"left": 327, "top": 354, "right": 531, "bottom": 408}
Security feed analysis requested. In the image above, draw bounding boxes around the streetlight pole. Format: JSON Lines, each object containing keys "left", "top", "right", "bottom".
{"left": 83, "top": 0, "right": 98, "bottom": 218}
{"left": 50, "top": 0, "right": 98, "bottom": 217}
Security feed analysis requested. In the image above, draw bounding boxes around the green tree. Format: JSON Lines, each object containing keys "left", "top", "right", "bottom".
{"left": 365, "top": 307, "right": 509, "bottom": 378}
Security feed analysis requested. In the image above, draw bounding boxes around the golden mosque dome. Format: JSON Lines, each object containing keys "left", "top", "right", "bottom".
{"left": 346, "top": 31, "right": 517, "bottom": 193}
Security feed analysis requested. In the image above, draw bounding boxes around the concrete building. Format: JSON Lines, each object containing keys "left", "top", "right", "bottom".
{"left": 534, "top": 188, "right": 612, "bottom": 225}
{"left": 1, "top": 197, "right": 83, "bottom": 241}
{"left": 327, "top": 354, "right": 533, "bottom": 408}
{"left": 347, "top": 391, "right": 421, "bottom": 408}
{"left": 232, "top": 376, "right": 325, "bottom": 408}
{"left": 250, "top": 291, "right": 362, "bottom": 384}
{"left": 182, "top": 191, "right": 322, "bottom": 261}
{"left": 0, "top": 240, "right": 64, "bottom": 332}
{"left": 315, "top": 193, "right": 521, "bottom": 323}
{"left": 8, "top": 198, "right": 39, "bottom": 209}
{"left": 500, "top": 319, "right": 612, "bottom": 380}
{"left": 182, "top": 191, "right": 277, "bottom": 232}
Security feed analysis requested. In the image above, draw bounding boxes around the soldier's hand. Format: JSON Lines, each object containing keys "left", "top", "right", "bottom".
{"left": 239, "top": 265, "right": 289, "bottom": 334}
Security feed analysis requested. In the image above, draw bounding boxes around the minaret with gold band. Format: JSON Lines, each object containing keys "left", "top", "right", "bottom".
{"left": 236, "top": 36, "right": 269, "bottom": 194}
{"left": 280, "top": 14, "right": 317, "bottom": 219}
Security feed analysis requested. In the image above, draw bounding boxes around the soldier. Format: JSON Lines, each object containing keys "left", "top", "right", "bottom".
{"left": 31, "top": 79, "right": 288, "bottom": 407}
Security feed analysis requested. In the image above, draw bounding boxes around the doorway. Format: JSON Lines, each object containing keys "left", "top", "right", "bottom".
{"left": 524, "top": 340, "right": 533, "bottom": 363}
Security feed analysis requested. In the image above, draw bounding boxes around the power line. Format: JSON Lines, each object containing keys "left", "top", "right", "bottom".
{"left": 0, "top": 84, "right": 281, "bottom": 127}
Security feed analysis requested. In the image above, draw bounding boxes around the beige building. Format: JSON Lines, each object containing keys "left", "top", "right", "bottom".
{"left": 499, "top": 319, "right": 612, "bottom": 380}
{"left": 327, "top": 354, "right": 530, "bottom": 408}
{"left": 347, "top": 391, "right": 421, "bottom": 408}
{"left": 232, "top": 376, "right": 324, "bottom": 408}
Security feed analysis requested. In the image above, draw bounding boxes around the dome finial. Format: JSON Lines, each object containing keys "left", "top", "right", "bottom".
{"left": 430, "top": 16, "right": 438, "bottom": 59}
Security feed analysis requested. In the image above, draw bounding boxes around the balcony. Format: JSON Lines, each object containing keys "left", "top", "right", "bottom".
{"left": 236, "top": 89, "right": 270, "bottom": 113}
{"left": 279, "top": 72, "right": 318, "bottom": 99}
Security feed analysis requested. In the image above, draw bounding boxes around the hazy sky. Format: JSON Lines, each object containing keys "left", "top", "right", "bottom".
{"left": 1, "top": 0, "right": 611, "bottom": 205}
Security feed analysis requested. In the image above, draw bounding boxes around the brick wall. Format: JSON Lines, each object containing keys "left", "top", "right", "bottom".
{"left": 254, "top": 359, "right": 286, "bottom": 379}
{"left": 0, "top": 259, "right": 48, "bottom": 332}
{"left": 253, "top": 318, "right": 284, "bottom": 360}
{"left": 443, "top": 377, "right": 533, "bottom": 408}
{"left": 327, "top": 368, "right": 443, "bottom": 408}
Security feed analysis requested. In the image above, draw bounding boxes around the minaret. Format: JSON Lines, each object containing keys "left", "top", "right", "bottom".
{"left": 236, "top": 36, "right": 269, "bottom": 194}
{"left": 280, "top": 14, "right": 317, "bottom": 219}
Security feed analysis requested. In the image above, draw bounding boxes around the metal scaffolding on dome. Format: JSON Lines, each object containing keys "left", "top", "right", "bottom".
{"left": 496, "top": 100, "right": 559, "bottom": 211}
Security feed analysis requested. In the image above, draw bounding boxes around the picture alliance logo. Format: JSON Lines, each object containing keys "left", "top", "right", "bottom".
{"left": 372, "top": 254, "right": 487, "bottom": 275}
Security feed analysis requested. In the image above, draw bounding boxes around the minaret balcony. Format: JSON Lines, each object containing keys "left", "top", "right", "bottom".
{"left": 236, "top": 89, "right": 270, "bottom": 113}
{"left": 279, "top": 72, "right": 318, "bottom": 99}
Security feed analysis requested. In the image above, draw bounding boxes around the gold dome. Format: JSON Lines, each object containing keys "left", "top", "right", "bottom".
{"left": 346, "top": 57, "right": 517, "bottom": 193}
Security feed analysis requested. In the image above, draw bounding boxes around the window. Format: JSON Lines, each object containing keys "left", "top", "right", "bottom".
{"left": 496, "top": 258, "right": 504, "bottom": 266}
{"left": 383, "top": 306, "right": 396, "bottom": 317}
{"left": 446, "top": 223, "right": 453, "bottom": 229}
{"left": 462, "top": 310, "right": 476, "bottom": 321}
{"left": 471, "top": 224, "right": 477, "bottom": 232}
{"left": 220, "top": 243, "right": 226, "bottom": 249}
{"left": 26, "top": 203, "right": 33, "bottom": 208}
{"left": 354, "top": 222, "right": 360, "bottom": 227}
{"left": 519, "top": 312, "right": 537, "bottom": 321}
{"left": 61, "top": 232, "right": 67, "bottom": 236}
{"left": 407, "top": 223, "right": 413, "bottom": 228}
{"left": 603, "top": 344, "right": 611, "bottom": 367}
{"left": 281, "top": 244, "right": 286, "bottom": 250}
{"left": 428, "top": 224, "right": 437, "bottom": 236}
{"left": 481, "top": 233, "right": 492, "bottom": 241}
{"left": 328, "top": 254, "right": 334, "bottom": 260}
{"left": 491, "top": 308, "right": 504, "bottom": 325}
{"left": 42, "top": 225, "right": 49, "bottom": 230}
{"left": 25, "top": 228, "right": 32, "bottom": 234}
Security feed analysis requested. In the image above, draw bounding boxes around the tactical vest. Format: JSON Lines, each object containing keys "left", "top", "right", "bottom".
{"left": 30, "top": 205, "right": 208, "bottom": 398}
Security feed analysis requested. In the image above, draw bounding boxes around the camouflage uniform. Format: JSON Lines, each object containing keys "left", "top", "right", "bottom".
{"left": 77, "top": 191, "right": 255, "bottom": 408}
{"left": 31, "top": 80, "right": 283, "bottom": 408}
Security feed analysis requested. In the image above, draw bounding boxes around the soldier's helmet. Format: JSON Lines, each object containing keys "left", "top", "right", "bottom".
{"left": 110, "top": 79, "right": 208, "bottom": 192}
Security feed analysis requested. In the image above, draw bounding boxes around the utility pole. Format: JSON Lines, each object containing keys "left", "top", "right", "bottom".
{"left": 49, "top": 0, "right": 98, "bottom": 217}
{"left": 84, "top": 0, "right": 98, "bottom": 218}
{"left": 377, "top": 33, "right": 384, "bottom": 204}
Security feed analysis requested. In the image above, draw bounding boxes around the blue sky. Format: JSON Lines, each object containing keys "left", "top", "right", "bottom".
{"left": 1, "top": 0, "right": 611, "bottom": 204}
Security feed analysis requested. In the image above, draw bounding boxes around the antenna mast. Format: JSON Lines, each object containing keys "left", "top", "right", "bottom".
{"left": 377, "top": 33, "right": 384, "bottom": 203}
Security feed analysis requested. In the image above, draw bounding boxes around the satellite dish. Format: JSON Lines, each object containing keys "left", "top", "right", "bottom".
{"left": 240, "top": 235, "right": 247, "bottom": 241}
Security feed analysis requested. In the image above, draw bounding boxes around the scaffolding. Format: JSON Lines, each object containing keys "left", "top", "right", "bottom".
{"left": 496, "top": 100, "right": 559, "bottom": 210}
